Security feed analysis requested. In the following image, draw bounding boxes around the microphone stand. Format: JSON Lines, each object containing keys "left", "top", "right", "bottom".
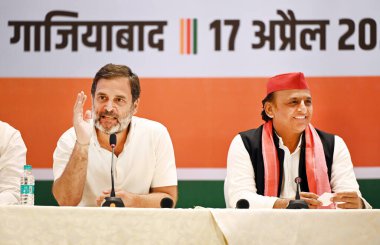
{"left": 287, "top": 177, "right": 309, "bottom": 209}
{"left": 102, "top": 135, "right": 124, "bottom": 208}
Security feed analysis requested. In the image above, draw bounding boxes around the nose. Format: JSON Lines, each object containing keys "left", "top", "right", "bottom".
{"left": 105, "top": 101, "right": 114, "bottom": 112}
{"left": 298, "top": 100, "right": 307, "bottom": 113}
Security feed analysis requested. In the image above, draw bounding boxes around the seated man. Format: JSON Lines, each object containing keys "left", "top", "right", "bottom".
{"left": 224, "top": 72, "right": 371, "bottom": 209}
{"left": 53, "top": 64, "right": 177, "bottom": 207}
{"left": 0, "top": 121, "right": 27, "bottom": 205}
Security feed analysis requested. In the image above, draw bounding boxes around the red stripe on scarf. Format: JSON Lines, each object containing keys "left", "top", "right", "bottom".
{"left": 262, "top": 122, "right": 332, "bottom": 206}
{"left": 262, "top": 121, "right": 280, "bottom": 196}
{"left": 305, "top": 125, "right": 332, "bottom": 195}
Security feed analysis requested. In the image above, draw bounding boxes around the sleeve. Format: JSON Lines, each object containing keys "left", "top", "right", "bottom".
{"left": 151, "top": 127, "right": 177, "bottom": 188}
{"left": 0, "top": 129, "right": 26, "bottom": 205}
{"left": 330, "top": 135, "right": 372, "bottom": 209}
{"left": 53, "top": 128, "right": 76, "bottom": 181}
{"left": 224, "top": 134, "right": 278, "bottom": 209}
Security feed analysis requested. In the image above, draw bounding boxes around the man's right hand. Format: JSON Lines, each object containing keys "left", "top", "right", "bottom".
{"left": 74, "top": 91, "right": 92, "bottom": 145}
{"left": 300, "top": 192, "right": 322, "bottom": 209}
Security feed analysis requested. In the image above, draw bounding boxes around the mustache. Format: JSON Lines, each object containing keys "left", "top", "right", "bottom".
{"left": 98, "top": 111, "right": 119, "bottom": 119}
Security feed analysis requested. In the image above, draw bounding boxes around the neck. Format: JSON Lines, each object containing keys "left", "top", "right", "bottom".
{"left": 96, "top": 126, "right": 129, "bottom": 156}
{"left": 274, "top": 129, "right": 302, "bottom": 153}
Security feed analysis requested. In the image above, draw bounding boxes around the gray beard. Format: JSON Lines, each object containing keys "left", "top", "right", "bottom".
{"left": 94, "top": 113, "right": 133, "bottom": 135}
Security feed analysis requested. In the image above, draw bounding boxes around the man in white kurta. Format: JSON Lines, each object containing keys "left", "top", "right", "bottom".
{"left": 224, "top": 72, "right": 371, "bottom": 209}
{"left": 53, "top": 116, "right": 177, "bottom": 206}
{"left": 0, "top": 121, "right": 26, "bottom": 205}
{"left": 52, "top": 64, "right": 177, "bottom": 207}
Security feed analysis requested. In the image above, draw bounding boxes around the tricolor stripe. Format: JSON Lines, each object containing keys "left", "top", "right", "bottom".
{"left": 180, "top": 18, "right": 197, "bottom": 55}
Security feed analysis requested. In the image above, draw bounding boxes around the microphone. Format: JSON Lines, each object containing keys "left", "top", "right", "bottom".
{"left": 110, "top": 133, "right": 116, "bottom": 147}
{"left": 295, "top": 177, "right": 302, "bottom": 200}
{"left": 109, "top": 133, "right": 117, "bottom": 197}
{"left": 236, "top": 199, "right": 250, "bottom": 209}
{"left": 102, "top": 133, "right": 125, "bottom": 207}
{"left": 286, "top": 177, "right": 309, "bottom": 209}
{"left": 160, "top": 197, "right": 174, "bottom": 208}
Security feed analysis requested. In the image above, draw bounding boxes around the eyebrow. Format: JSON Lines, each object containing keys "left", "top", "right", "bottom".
{"left": 114, "top": 95, "right": 127, "bottom": 99}
{"left": 96, "top": 92, "right": 127, "bottom": 99}
{"left": 288, "top": 96, "right": 312, "bottom": 100}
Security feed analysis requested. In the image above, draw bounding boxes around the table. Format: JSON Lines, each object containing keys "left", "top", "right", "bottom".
{"left": 0, "top": 206, "right": 225, "bottom": 244}
{"left": 1, "top": 206, "right": 380, "bottom": 245}
{"left": 211, "top": 209, "right": 380, "bottom": 245}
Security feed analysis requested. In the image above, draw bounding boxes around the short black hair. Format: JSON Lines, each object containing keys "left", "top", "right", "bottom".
{"left": 91, "top": 63, "right": 141, "bottom": 103}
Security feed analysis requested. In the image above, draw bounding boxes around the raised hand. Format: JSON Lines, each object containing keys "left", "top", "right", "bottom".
{"left": 73, "top": 91, "right": 92, "bottom": 145}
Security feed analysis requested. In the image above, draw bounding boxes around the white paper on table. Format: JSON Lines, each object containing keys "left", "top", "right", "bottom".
{"left": 318, "top": 192, "right": 334, "bottom": 206}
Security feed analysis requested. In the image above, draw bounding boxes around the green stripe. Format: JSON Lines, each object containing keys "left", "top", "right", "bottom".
{"left": 357, "top": 179, "right": 380, "bottom": 208}
{"left": 35, "top": 181, "right": 58, "bottom": 206}
{"left": 193, "top": 19, "right": 197, "bottom": 54}
{"left": 34, "top": 180, "right": 225, "bottom": 208}
{"left": 34, "top": 180, "right": 380, "bottom": 208}
{"left": 177, "top": 180, "right": 225, "bottom": 208}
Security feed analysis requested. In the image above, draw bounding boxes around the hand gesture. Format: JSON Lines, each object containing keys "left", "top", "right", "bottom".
{"left": 73, "top": 91, "right": 92, "bottom": 145}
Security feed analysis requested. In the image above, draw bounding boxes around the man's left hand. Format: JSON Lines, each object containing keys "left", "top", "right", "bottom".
{"left": 96, "top": 189, "right": 137, "bottom": 207}
{"left": 331, "top": 191, "right": 364, "bottom": 209}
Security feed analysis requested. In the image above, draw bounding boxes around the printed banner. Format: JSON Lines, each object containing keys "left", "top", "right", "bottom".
{"left": 1, "top": 0, "right": 379, "bottom": 77}
{"left": 0, "top": 0, "right": 379, "bottom": 179}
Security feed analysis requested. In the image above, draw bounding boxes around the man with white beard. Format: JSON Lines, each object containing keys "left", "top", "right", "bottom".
{"left": 52, "top": 64, "right": 177, "bottom": 207}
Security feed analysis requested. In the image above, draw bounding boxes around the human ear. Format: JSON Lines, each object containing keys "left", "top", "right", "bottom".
{"left": 132, "top": 98, "right": 140, "bottom": 114}
{"left": 264, "top": 102, "right": 274, "bottom": 119}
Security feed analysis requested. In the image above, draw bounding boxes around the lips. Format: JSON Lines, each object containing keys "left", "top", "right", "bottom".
{"left": 99, "top": 113, "right": 119, "bottom": 128}
{"left": 99, "top": 110, "right": 119, "bottom": 120}
{"left": 100, "top": 115, "right": 117, "bottom": 123}
{"left": 101, "top": 115, "right": 117, "bottom": 120}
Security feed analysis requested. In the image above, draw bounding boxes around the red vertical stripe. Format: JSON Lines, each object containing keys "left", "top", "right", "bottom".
{"left": 187, "top": 18, "right": 191, "bottom": 54}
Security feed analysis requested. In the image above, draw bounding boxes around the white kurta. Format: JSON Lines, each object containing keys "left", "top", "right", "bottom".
{"left": 225, "top": 133, "right": 371, "bottom": 209}
{"left": 53, "top": 116, "right": 177, "bottom": 206}
{"left": 0, "top": 121, "right": 26, "bottom": 205}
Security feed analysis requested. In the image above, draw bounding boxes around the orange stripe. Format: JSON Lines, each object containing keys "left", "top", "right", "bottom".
{"left": 180, "top": 19, "right": 184, "bottom": 55}
{"left": 186, "top": 18, "right": 191, "bottom": 54}
{"left": 0, "top": 77, "right": 379, "bottom": 168}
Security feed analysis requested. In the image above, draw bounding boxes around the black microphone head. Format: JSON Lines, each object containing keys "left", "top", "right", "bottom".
{"left": 295, "top": 177, "right": 302, "bottom": 184}
{"left": 160, "top": 197, "right": 174, "bottom": 208}
{"left": 109, "top": 133, "right": 117, "bottom": 147}
{"left": 236, "top": 199, "right": 250, "bottom": 209}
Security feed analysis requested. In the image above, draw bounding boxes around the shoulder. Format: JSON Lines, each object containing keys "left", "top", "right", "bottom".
{"left": 0, "top": 121, "right": 24, "bottom": 151}
{"left": 333, "top": 134, "right": 349, "bottom": 151}
{"left": 314, "top": 128, "right": 349, "bottom": 154}
{"left": 239, "top": 125, "right": 263, "bottom": 139}
{"left": 59, "top": 127, "right": 77, "bottom": 140}
{"left": 238, "top": 125, "right": 264, "bottom": 149}
{"left": 315, "top": 128, "right": 335, "bottom": 139}
{"left": 132, "top": 116, "right": 168, "bottom": 134}
{"left": 0, "top": 121, "right": 19, "bottom": 138}
{"left": 56, "top": 127, "right": 77, "bottom": 149}
{"left": 0, "top": 121, "right": 25, "bottom": 157}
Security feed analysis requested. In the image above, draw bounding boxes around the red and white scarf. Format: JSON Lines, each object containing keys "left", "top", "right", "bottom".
{"left": 261, "top": 121, "right": 332, "bottom": 198}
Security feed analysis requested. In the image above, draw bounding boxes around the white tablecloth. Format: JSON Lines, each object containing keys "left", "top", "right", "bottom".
{"left": 0, "top": 206, "right": 225, "bottom": 244}
{"left": 2, "top": 206, "right": 379, "bottom": 245}
{"left": 211, "top": 209, "right": 380, "bottom": 245}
